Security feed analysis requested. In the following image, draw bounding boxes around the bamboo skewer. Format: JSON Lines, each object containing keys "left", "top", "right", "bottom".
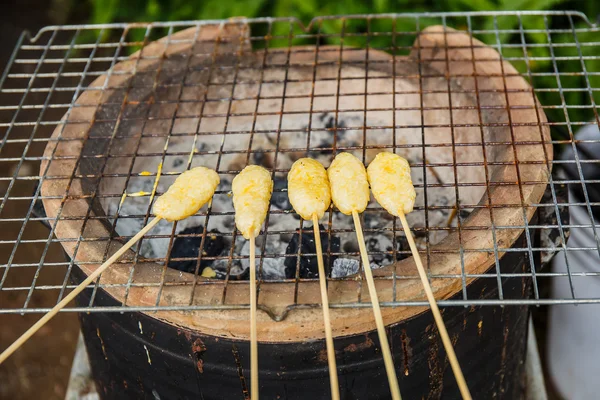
{"left": 0, "top": 216, "right": 161, "bottom": 365}
{"left": 397, "top": 211, "right": 472, "bottom": 400}
{"left": 326, "top": 152, "right": 402, "bottom": 400}
{"left": 366, "top": 152, "right": 470, "bottom": 399}
{"left": 352, "top": 210, "right": 402, "bottom": 400}
{"left": 1, "top": 166, "right": 220, "bottom": 366}
{"left": 230, "top": 164, "right": 273, "bottom": 400}
{"left": 249, "top": 235, "right": 259, "bottom": 400}
{"left": 286, "top": 157, "right": 340, "bottom": 399}
{"left": 312, "top": 214, "right": 340, "bottom": 400}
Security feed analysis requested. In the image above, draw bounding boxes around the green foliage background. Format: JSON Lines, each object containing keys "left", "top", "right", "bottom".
{"left": 83, "top": 0, "right": 600, "bottom": 131}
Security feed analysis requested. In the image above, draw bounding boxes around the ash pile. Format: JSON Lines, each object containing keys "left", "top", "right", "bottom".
{"left": 97, "top": 36, "right": 485, "bottom": 281}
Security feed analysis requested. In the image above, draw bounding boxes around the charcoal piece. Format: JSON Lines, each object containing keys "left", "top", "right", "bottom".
{"left": 367, "top": 236, "right": 386, "bottom": 265}
{"left": 331, "top": 258, "right": 360, "bottom": 278}
{"left": 270, "top": 176, "right": 293, "bottom": 214}
{"left": 331, "top": 258, "right": 383, "bottom": 279}
{"left": 362, "top": 212, "right": 379, "bottom": 229}
{"left": 168, "top": 225, "right": 225, "bottom": 274}
{"left": 284, "top": 224, "right": 340, "bottom": 279}
{"left": 395, "top": 235, "right": 411, "bottom": 261}
{"left": 316, "top": 112, "right": 347, "bottom": 152}
{"left": 412, "top": 228, "right": 427, "bottom": 238}
{"left": 210, "top": 258, "right": 250, "bottom": 280}
{"left": 240, "top": 241, "right": 288, "bottom": 281}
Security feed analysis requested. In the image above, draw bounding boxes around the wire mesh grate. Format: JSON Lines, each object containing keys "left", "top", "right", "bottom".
{"left": 0, "top": 11, "right": 599, "bottom": 316}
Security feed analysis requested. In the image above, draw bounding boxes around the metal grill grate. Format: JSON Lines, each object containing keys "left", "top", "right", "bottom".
{"left": 0, "top": 11, "right": 599, "bottom": 316}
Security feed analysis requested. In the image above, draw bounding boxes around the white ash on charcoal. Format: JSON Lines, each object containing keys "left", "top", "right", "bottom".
{"left": 97, "top": 49, "right": 486, "bottom": 281}
{"left": 331, "top": 258, "right": 384, "bottom": 279}
{"left": 209, "top": 258, "right": 247, "bottom": 280}
{"left": 239, "top": 240, "right": 289, "bottom": 281}
{"left": 270, "top": 176, "right": 295, "bottom": 218}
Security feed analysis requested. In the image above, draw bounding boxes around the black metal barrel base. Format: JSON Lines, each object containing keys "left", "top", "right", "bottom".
{"left": 71, "top": 236, "right": 531, "bottom": 400}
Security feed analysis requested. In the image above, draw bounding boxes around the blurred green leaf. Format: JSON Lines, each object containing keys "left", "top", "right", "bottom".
{"left": 92, "top": 0, "right": 119, "bottom": 24}
{"left": 455, "top": 0, "right": 496, "bottom": 12}
{"left": 145, "top": 0, "right": 161, "bottom": 20}
{"left": 373, "top": 0, "right": 389, "bottom": 13}
{"left": 80, "top": 0, "right": 598, "bottom": 133}
{"left": 523, "top": 0, "right": 565, "bottom": 10}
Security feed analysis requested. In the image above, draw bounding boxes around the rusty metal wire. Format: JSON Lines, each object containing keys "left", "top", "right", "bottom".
{"left": 0, "top": 11, "right": 599, "bottom": 314}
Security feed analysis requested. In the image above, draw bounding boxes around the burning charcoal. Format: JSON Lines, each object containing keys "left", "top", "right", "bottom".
{"left": 284, "top": 224, "right": 340, "bottom": 279}
{"left": 314, "top": 113, "right": 346, "bottom": 156}
{"left": 396, "top": 235, "right": 411, "bottom": 261}
{"left": 319, "top": 113, "right": 346, "bottom": 136}
{"left": 168, "top": 225, "right": 225, "bottom": 275}
{"left": 363, "top": 212, "right": 394, "bottom": 229}
{"left": 331, "top": 258, "right": 359, "bottom": 278}
{"left": 210, "top": 258, "right": 249, "bottom": 280}
{"left": 360, "top": 234, "right": 410, "bottom": 265}
{"left": 374, "top": 234, "right": 411, "bottom": 263}
{"left": 367, "top": 236, "right": 388, "bottom": 265}
{"left": 240, "top": 241, "right": 287, "bottom": 281}
{"left": 258, "top": 257, "right": 288, "bottom": 280}
{"left": 331, "top": 258, "right": 383, "bottom": 279}
{"left": 271, "top": 176, "right": 293, "bottom": 214}
{"left": 363, "top": 213, "right": 379, "bottom": 230}
{"left": 412, "top": 228, "right": 427, "bottom": 238}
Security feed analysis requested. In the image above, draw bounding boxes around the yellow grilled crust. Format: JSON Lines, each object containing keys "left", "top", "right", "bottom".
{"left": 367, "top": 152, "right": 416, "bottom": 216}
{"left": 232, "top": 165, "right": 273, "bottom": 239}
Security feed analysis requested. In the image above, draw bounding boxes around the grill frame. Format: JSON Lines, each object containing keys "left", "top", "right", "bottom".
{"left": 0, "top": 11, "right": 597, "bottom": 323}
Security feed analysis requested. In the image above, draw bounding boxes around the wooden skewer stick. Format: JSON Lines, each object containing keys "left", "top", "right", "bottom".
{"left": 351, "top": 211, "right": 402, "bottom": 400}
{"left": 0, "top": 216, "right": 162, "bottom": 365}
{"left": 397, "top": 211, "right": 472, "bottom": 400}
{"left": 249, "top": 235, "right": 259, "bottom": 400}
{"left": 312, "top": 214, "right": 340, "bottom": 400}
